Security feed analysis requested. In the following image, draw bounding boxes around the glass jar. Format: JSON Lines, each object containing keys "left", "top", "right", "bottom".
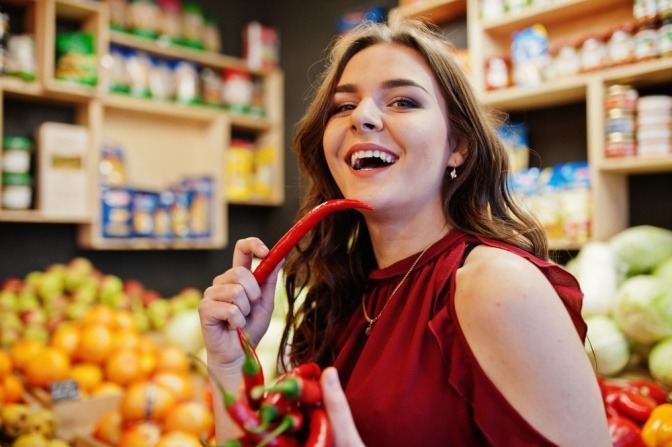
{"left": 634, "top": 0, "right": 659, "bottom": 22}
{"left": 2, "top": 136, "right": 33, "bottom": 174}
{"left": 222, "top": 68, "right": 253, "bottom": 113}
{"left": 485, "top": 55, "right": 510, "bottom": 90}
{"left": 605, "top": 133, "right": 636, "bottom": 158}
{"left": 635, "top": 19, "right": 661, "bottom": 61}
{"left": 555, "top": 39, "right": 581, "bottom": 77}
{"left": 659, "top": 16, "right": 672, "bottom": 57}
{"left": 2, "top": 172, "right": 32, "bottom": 209}
{"left": 608, "top": 22, "right": 637, "bottom": 66}
{"left": 580, "top": 32, "right": 608, "bottom": 72}
{"left": 606, "top": 108, "right": 636, "bottom": 138}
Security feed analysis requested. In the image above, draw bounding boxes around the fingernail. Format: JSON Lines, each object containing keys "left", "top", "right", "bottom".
{"left": 324, "top": 367, "right": 339, "bottom": 388}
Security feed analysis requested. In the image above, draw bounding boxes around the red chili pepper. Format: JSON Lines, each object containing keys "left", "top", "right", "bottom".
{"left": 258, "top": 411, "right": 305, "bottom": 447}
{"left": 290, "top": 362, "right": 322, "bottom": 381}
{"left": 237, "top": 328, "right": 265, "bottom": 410}
{"left": 252, "top": 199, "right": 373, "bottom": 284}
{"left": 305, "top": 407, "right": 333, "bottom": 447}
{"left": 608, "top": 415, "right": 645, "bottom": 447}
{"left": 615, "top": 389, "right": 657, "bottom": 424}
{"left": 262, "top": 376, "right": 323, "bottom": 405}
{"left": 249, "top": 391, "right": 295, "bottom": 434}
{"left": 627, "top": 379, "right": 671, "bottom": 406}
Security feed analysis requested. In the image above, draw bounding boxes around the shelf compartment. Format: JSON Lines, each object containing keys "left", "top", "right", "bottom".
{"left": 77, "top": 102, "right": 227, "bottom": 249}
{"left": 391, "top": 0, "right": 467, "bottom": 23}
{"left": 599, "top": 156, "right": 672, "bottom": 174}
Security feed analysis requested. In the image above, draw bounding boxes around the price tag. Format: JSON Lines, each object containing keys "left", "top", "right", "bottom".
{"left": 50, "top": 379, "right": 79, "bottom": 402}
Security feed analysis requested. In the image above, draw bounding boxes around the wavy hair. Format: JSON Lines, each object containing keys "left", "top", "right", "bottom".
{"left": 278, "top": 17, "right": 547, "bottom": 370}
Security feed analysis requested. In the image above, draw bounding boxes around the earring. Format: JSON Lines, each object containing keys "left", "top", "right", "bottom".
{"left": 450, "top": 166, "right": 457, "bottom": 179}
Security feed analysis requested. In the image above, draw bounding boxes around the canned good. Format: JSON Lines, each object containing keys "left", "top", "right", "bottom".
{"left": 606, "top": 108, "right": 635, "bottom": 136}
{"left": 605, "top": 133, "right": 636, "bottom": 157}
{"left": 608, "top": 22, "right": 637, "bottom": 66}
{"left": 605, "top": 85, "right": 639, "bottom": 112}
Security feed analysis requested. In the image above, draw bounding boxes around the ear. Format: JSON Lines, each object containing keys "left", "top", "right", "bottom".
{"left": 447, "top": 138, "right": 468, "bottom": 168}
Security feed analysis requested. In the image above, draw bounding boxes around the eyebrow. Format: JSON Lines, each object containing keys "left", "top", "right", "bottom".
{"left": 334, "top": 78, "right": 429, "bottom": 94}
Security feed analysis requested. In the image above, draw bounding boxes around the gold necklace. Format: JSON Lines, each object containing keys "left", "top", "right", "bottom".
{"left": 362, "top": 243, "right": 433, "bottom": 336}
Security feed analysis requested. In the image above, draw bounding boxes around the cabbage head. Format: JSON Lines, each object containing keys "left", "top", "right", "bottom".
{"left": 609, "top": 226, "right": 672, "bottom": 276}
{"left": 584, "top": 315, "right": 630, "bottom": 376}
{"left": 653, "top": 256, "right": 672, "bottom": 286}
{"left": 613, "top": 275, "right": 672, "bottom": 345}
{"left": 649, "top": 336, "right": 672, "bottom": 388}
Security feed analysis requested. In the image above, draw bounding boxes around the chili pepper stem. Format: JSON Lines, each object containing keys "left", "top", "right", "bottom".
{"left": 257, "top": 416, "right": 295, "bottom": 447}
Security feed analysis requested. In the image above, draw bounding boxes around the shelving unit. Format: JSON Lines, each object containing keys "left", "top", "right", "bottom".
{"left": 0, "top": 0, "right": 285, "bottom": 249}
{"left": 392, "top": 0, "right": 672, "bottom": 250}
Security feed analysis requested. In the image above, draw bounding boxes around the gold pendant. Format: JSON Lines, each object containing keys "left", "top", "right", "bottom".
{"left": 365, "top": 322, "right": 373, "bottom": 336}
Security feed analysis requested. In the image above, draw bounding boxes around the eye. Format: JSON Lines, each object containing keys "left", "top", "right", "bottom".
{"left": 329, "top": 102, "right": 356, "bottom": 116}
{"left": 390, "top": 97, "right": 419, "bottom": 109}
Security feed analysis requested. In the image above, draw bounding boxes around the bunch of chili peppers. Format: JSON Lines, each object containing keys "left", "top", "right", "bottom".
{"left": 598, "top": 375, "right": 672, "bottom": 447}
{"left": 213, "top": 328, "right": 332, "bottom": 447}
{"left": 209, "top": 200, "right": 376, "bottom": 447}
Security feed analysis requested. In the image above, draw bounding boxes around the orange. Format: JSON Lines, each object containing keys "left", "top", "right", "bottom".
{"left": 118, "top": 421, "right": 161, "bottom": 447}
{"left": 110, "top": 331, "right": 141, "bottom": 353}
{"left": 24, "top": 346, "right": 71, "bottom": 389}
{"left": 93, "top": 411, "right": 122, "bottom": 446}
{"left": 155, "top": 430, "right": 202, "bottom": 447}
{"left": 154, "top": 345, "right": 190, "bottom": 373}
{"left": 104, "top": 349, "right": 145, "bottom": 386}
{"left": 163, "top": 401, "right": 214, "bottom": 439}
{"left": 50, "top": 322, "right": 81, "bottom": 359}
{"left": 90, "top": 381, "right": 124, "bottom": 397}
{"left": 69, "top": 363, "right": 104, "bottom": 394}
{"left": 76, "top": 324, "right": 113, "bottom": 364}
{"left": 81, "top": 305, "right": 116, "bottom": 327}
{"left": 136, "top": 336, "right": 159, "bottom": 356}
{"left": 120, "top": 381, "right": 177, "bottom": 424}
{"left": 3, "top": 374, "right": 25, "bottom": 403}
{"left": 0, "top": 385, "right": 5, "bottom": 404}
{"left": 112, "top": 310, "right": 138, "bottom": 333}
{"left": 0, "top": 351, "right": 12, "bottom": 380}
{"left": 138, "top": 351, "right": 157, "bottom": 377}
{"left": 9, "top": 338, "right": 45, "bottom": 372}
{"left": 152, "top": 370, "right": 194, "bottom": 401}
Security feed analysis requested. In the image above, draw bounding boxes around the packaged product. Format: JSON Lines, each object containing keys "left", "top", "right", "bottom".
{"left": 243, "top": 21, "right": 280, "bottom": 70}
{"left": 225, "top": 139, "right": 254, "bottom": 201}
{"left": 511, "top": 24, "right": 550, "bottom": 87}
{"left": 100, "top": 143, "right": 126, "bottom": 188}
{"left": 174, "top": 60, "right": 199, "bottom": 104}
{"left": 101, "top": 187, "right": 133, "bottom": 238}
{"left": 128, "top": 0, "right": 161, "bottom": 39}
{"left": 182, "top": 176, "right": 213, "bottom": 238}
{"left": 200, "top": 67, "right": 222, "bottom": 106}
{"left": 148, "top": 55, "right": 175, "bottom": 100}
{"left": 55, "top": 32, "right": 98, "bottom": 86}
{"left": 5, "top": 34, "right": 35, "bottom": 81}
{"left": 253, "top": 145, "right": 275, "bottom": 199}
{"left": 203, "top": 18, "right": 222, "bottom": 53}
{"left": 157, "top": 0, "right": 182, "bottom": 44}
{"left": 169, "top": 185, "right": 191, "bottom": 238}
{"left": 131, "top": 189, "right": 159, "bottom": 238}
{"left": 497, "top": 123, "right": 529, "bottom": 172}
{"left": 107, "top": 45, "right": 131, "bottom": 94}
{"left": 222, "top": 68, "right": 253, "bottom": 113}
{"left": 126, "top": 49, "right": 152, "bottom": 97}
{"left": 607, "top": 23, "right": 637, "bottom": 66}
{"left": 109, "top": 0, "right": 128, "bottom": 31}
{"left": 181, "top": 1, "right": 204, "bottom": 49}
{"left": 154, "top": 190, "right": 174, "bottom": 240}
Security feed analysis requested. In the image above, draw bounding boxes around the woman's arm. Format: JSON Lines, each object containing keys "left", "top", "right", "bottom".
{"left": 455, "top": 246, "right": 611, "bottom": 447}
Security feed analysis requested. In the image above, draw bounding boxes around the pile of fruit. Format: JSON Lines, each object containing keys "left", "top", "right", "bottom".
{"left": 0, "top": 257, "right": 202, "bottom": 349}
{"left": 0, "top": 403, "right": 69, "bottom": 447}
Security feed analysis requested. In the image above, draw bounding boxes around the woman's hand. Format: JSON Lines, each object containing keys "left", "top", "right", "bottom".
{"left": 198, "top": 237, "right": 284, "bottom": 370}
{"left": 321, "top": 367, "right": 365, "bottom": 447}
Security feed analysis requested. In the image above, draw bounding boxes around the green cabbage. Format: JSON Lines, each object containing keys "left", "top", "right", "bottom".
{"left": 649, "top": 336, "right": 672, "bottom": 388}
{"left": 653, "top": 256, "right": 672, "bottom": 286}
{"left": 584, "top": 315, "right": 631, "bottom": 376}
{"left": 609, "top": 225, "right": 672, "bottom": 276}
{"left": 613, "top": 275, "right": 672, "bottom": 345}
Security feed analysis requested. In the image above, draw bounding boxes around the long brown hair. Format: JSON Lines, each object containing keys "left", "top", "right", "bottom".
{"left": 278, "top": 17, "right": 547, "bottom": 370}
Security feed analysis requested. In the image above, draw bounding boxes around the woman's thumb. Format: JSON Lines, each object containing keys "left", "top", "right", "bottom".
{"left": 321, "top": 367, "right": 364, "bottom": 447}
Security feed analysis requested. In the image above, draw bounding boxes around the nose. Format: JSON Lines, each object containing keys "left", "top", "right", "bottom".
{"left": 350, "top": 98, "right": 382, "bottom": 132}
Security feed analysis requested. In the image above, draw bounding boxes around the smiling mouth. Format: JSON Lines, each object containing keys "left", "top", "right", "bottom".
{"left": 349, "top": 149, "right": 398, "bottom": 171}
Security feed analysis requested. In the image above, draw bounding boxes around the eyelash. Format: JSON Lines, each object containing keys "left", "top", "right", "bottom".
{"left": 329, "top": 97, "right": 419, "bottom": 115}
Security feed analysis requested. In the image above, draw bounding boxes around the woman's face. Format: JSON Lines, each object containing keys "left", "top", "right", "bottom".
{"left": 323, "top": 43, "right": 457, "bottom": 220}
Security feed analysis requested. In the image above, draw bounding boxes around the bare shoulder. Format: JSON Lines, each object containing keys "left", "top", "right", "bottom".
{"left": 454, "top": 245, "right": 611, "bottom": 446}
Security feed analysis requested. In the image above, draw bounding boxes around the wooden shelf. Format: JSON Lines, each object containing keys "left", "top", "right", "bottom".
{"left": 101, "top": 93, "right": 222, "bottom": 121}
{"left": 482, "top": 75, "right": 588, "bottom": 111}
{"left": 55, "top": 0, "right": 101, "bottom": 21}
{"left": 480, "top": 0, "right": 631, "bottom": 36}
{"left": 0, "top": 210, "right": 90, "bottom": 223}
{"left": 599, "top": 156, "right": 672, "bottom": 174}
{"left": 109, "top": 30, "right": 260, "bottom": 73}
{"left": 0, "top": 77, "right": 43, "bottom": 98}
{"left": 391, "top": 0, "right": 467, "bottom": 23}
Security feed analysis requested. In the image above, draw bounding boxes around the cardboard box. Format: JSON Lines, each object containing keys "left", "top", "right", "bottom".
{"left": 36, "top": 122, "right": 89, "bottom": 219}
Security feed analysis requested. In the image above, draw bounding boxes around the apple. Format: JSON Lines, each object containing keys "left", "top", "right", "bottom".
{"left": 123, "top": 279, "right": 146, "bottom": 301}
{"left": 16, "top": 292, "right": 40, "bottom": 312}
{"left": 38, "top": 270, "right": 66, "bottom": 302}
{"left": 24, "top": 270, "right": 44, "bottom": 291}
{"left": 1, "top": 277, "right": 24, "bottom": 293}
{"left": 0, "top": 290, "right": 18, "bottom": 312}
{"left": 146, "top": 299, "right": 171, "bottom": 330}
{"left": 99, "top": 274, "right": 123, "bottom": 303}
{"left": 23, "top": 323, "right": 49, "bottom": 344}
{"left": 20, "top": 307, "right": 47, "bottom": 326}
{"left": 141, "top": 289, "right": 162, "bottom": 307}
{"left": 67, "top": 257, "right": 94, "bottom": 276}
{"left": 65, "top": 301, "right": 89, "bottom": 320}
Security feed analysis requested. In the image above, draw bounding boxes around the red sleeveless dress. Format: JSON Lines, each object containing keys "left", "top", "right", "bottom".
{"left": 332, "top": 230, "right": 586, "bottom": 446}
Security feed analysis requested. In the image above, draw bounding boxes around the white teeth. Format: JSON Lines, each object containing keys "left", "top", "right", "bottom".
{"left": 350, "top": 149, "right": 397, "bottom": 168}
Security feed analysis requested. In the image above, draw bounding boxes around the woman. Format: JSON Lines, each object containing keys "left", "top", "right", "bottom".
{"left": 199, "top": 17, "right": 611, "bottom": 446}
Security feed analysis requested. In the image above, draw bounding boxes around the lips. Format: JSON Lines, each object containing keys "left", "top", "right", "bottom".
{"left": 346, "top": 144, "right": 398, "bottom": 171}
